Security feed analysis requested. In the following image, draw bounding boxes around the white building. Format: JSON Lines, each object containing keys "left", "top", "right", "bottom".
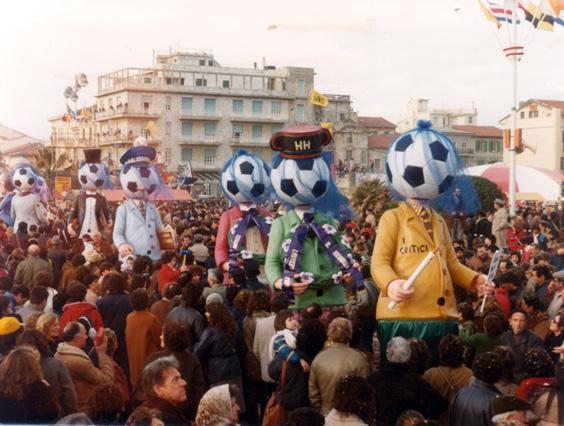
{"left": 397, "top": 98, "right": 477, "bottom": 133}
{"left": 499, "top": 99, "right": 564, "bottom": 172}
{"left": 88, "top": 51, "right": 315, "bottom": 195}
{"left": 0, "top": 124, "right": 45, "bottom": 168}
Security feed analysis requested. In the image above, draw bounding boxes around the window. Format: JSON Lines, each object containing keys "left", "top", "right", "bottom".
{"left": 297, "top": 79, "right": 305, "bottom": 96}
{"left": 374, "top": 159, "right": 381, "bottom": 172}
{"left": 204, "top": 98, "right": 216, "bottom": 115}
{"left": 165, "top": 121, "right": 171, "bottom": 136}
{"left": 165, "top": 148, "right": 171, "bottom": 163}
{"left": 267, "top": 78, "right": 276, "bottom": 90}
{"left": 181, "top": 97, "right": 192, "bottom": 112}
{"left": 520, "top": 111, "right": 525, "bottom": 119}
{"left": 475, "top": 140, "right": 482, "bottom": 152}
{"left": 196, "top": 78, "right": 207, "bottom": 87}
{"left": 346, "top": 133, "right": 353, "bottom": 144}
{"left": 252, "top": 125, "right": 262, "bottom": 140}
{"left": 199, "top": 59, "right": 205, "bottom": 66}
{"left": 181, "top": 122, "right": 192, "bottom": 138}
{"left": 529, "top": 110, "right": 538, "bottom": 118}
{"left": 204, "top": 149, "right": 215, "bottom": 166}
{"left": 252, "top": 100, "right": 263, "bottom": 116}
{"left": 468, "top": 116, "right": 473, "bottom": 124}
{"left": 346, "top": 150, "right": 352, "bottom": 160}
{"left": 361, "top": 150, "right": 367, "bottom": 164}
{"left": 222, "top": 80, "right": 230, "bottom": 88}
{"left": 142, "top": 95, "right": 152, "bottom": 112}
{"left": 561, "top": 157, "right": 564, "bottom": 171}
{"left": 208, "top": 60, "right": 213, "bottom": 66}
{"left": 204, "top": 123, "right": 216, "bottom": 140}
{"left": 165, "top": 96, "right": 171, "bottom": 111}
{"left": 339, "top": 112, "right": 346, "bottom": 121}
{"left": 296, "top": 104, "right": 305, "bottom": 122}
{"left": 232, "top": 123, "right": 242, "bottom": 140}
{"left": 143, "top": 77, "right": 152, "bottom": 84}
{"left": 271, "top": 124, "right": 282, "bottom": 134}
{"left": 271, "top": 101, "right": 282, "bottom": 116}
{"left": 232, "top": 100, "right": 243, "bottom": 114}
{"left": 181, "top": 148, "right": 192, "bottom": 162}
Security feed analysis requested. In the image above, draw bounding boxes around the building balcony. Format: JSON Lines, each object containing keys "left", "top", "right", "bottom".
{"left": 98, "top": 134, "right": 160, "bottom": 146}
{"left": 95, "top": 107, "right": 159, "bottom": 122}
{"left": 178, "top": 111, "right": 222, "bottom": 121}
{"left": 457, "top": 148, "right": 475, "bottom": 155}
{"left": 178, "top": 137, "right": 221, "bottom": 146}
{"left": 230, "top": 114, "right": 287, "bottom": 124}
{"left": 230, "top": 136, "right": 270, "bottom": 147}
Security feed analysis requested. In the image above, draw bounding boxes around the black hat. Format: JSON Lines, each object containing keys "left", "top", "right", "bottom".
{"left": 270, "top": 125, "right": 331, "bottom": 159}
{"left": 83, "top": 149, "right": 102, "bottom": 164}
{"left": 491, "top": 396, "right": 531, "bottom": 416}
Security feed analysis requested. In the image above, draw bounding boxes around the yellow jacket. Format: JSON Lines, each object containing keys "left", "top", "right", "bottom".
{"left": 371, "top": 202, "right": 477, "bottom": 320}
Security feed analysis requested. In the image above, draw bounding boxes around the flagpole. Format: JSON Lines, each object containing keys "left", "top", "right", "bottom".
{"left": 508, "top": 0, "right": 518, "bottom": 217}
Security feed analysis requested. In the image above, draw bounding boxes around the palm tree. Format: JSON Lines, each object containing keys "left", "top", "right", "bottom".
{"left": 33, "top": 146, "right": 71, "bottom": 185}
{"left": 350, "top": 178, "right": 395, "bottom": 225}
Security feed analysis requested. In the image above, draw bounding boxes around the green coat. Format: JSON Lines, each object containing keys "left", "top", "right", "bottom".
{"left": 265, "top": 209, "right": 349, "bottom": 309}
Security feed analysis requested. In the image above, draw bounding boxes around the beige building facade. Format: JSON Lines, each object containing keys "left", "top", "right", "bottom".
{"left": 397, "top": 98, "right": 477, "bottom": 133}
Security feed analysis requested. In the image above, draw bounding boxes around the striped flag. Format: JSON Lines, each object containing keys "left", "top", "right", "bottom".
{"left": 486, "top": 0, "right": 522, "bottom": 24}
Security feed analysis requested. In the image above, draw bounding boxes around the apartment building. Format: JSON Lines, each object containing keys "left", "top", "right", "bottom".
{"left": 397, "top": 98, "right": 477, "bottom": 133}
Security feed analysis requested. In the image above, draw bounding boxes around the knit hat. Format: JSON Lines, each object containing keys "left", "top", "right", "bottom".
{"left": 386, "top": 336, "right": 412, "bottom": 364}
{"left": 491, "top": 396, "right": 531, "bottom": 416}
{"left": 0, "top": 317, "right": 23, "bottom": 336}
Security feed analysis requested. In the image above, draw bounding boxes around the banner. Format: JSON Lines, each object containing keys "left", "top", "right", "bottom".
{"left": 320, "top": 122, "right": 333, "bottom": 134}
{"left": 309, "top": 89, "right": 329, "bottom": 107}
{"left": 55, "top": 176, "right": 72, "bottom": 194}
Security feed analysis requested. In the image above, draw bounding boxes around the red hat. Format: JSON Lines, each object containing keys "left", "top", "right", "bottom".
{"left": 270, "top": 125, "right": 331, "bottom": 159}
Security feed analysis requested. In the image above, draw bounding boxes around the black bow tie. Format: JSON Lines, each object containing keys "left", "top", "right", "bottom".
{"left": 85, "top": 193, "right": 97, "bottom": 199}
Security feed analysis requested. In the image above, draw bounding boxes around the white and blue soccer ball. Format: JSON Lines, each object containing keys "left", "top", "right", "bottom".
{"left": 271, "top": 156, "right": 330, "bottom": 206}
{"left": 11, "top": 166, "right": 38, "bottom": 193}
{"left": 221, "top": 152, "right": 271, "bottom": 204}
{"left": 120, "top": 162, "right": 160, "bottom": 200}
{"left": 78, "top": 162, "right": 110, "bottom": 191}
{"left": 386, "top": 122, "right": 459, "bottom": 200}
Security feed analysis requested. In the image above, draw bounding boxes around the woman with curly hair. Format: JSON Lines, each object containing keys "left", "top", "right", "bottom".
{"left": 88, "top": 384, "right": 125, "bottom": 424}
{"left": 0, "top": 345, "right": 59, "bottom": 423}
{"left": 516, "top": 347, "right": 555, "bottom": 402}
{"left": 494, "top": 345, "right": 518, "bottom": 396}
{"left": 194, "top": 302, "right": 245, "bottom": 413}
{"left": 146, "top": 320, "right": 207, "bottom": 421}
{"left": 325, "top": 374, "right": 375, "bottom": 426}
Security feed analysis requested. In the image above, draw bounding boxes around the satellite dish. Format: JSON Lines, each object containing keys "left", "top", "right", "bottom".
{"left": 75, "top": 73, "right": 88, "bottom": 88}
{"left": 63, "top": 87, "right": 75, "bottom": 99}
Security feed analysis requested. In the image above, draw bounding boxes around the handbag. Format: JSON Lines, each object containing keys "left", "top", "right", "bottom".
{"left": 263, "top": 360, "right": 287, "bottom": 426}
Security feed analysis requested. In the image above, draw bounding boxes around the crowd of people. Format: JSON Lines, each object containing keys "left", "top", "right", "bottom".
{"left": 0, "top": 196, "right": 562, "bottom": 426}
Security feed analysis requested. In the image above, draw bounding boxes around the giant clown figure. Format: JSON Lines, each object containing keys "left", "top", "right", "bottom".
{"left": 113, "top": 137, "right": 170, "bottom": 262}
{"left": 265, "top": 126, "right": 362, "bottom": 309}
{"left": 215, "top": 150, "right": 273, "bottom": 278}
{"left": 371, "top": 120, "right": 493, "bottom": 358}
{"left": 10, "top": 159, "right": 49, "bottom": 230}
{"left": 68, "top": 149, "right": 112, "bottom": 237}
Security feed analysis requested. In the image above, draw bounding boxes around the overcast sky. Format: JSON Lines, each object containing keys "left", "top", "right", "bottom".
{"left": 1, "top": 0, "right": 563, "bottom": 139}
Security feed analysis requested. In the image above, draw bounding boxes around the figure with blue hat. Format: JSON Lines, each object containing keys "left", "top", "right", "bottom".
{"left": 0, "top": 173, "right": 15, "bottom": 228}
{"left": 10, "top": 158, "right": 49, "bottom": 230}
{"left": 68, "top": 149, "right": 112, "bottom": 237}
{"left": 215, "top": 149, "right": 273, "bottom": 278}
{"left": 371, "top": 120, "right": 494, "bottom": 360}
{"left": 265, "top": 125, "right": 362, "bottom": 309}
{"left": 113, "top": 137, "right": 171, "bottom": 262}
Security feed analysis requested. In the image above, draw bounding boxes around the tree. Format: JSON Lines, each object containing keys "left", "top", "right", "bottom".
{"left": 33, "top": 147, "right": 71, "bottom": 185}
{"left": 471, "top": 176, "right": 504, "bottom": 213}
{"left": 350, "top": 178, "right": 396, "bottom": 224}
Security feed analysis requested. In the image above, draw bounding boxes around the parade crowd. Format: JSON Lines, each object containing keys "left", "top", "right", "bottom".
{"left": 0, "top": 196, "right": 559, "bottom": 426}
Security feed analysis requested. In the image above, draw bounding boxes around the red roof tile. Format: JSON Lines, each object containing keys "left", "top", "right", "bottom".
{"left": 452, "top": 125, "right": 502, "bottom": 138}
{"left": 537, "top": 99, "right": 564, "bottom": 110}
{"left": 359, "top": 116, "right": 396, "bottom": 129}
{"left": 368, "top": 134, "right": 396, "bottom": 149}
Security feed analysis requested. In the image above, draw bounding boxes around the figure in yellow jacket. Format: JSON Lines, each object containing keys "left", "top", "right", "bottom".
{"left": 371, "top": 121, "right": 492, "bottom": 359}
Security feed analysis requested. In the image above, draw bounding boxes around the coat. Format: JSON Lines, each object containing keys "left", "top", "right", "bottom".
{"left": 492, "top": 207, "right": 509, "bottom": 249}
{"left": 166, "top": 305, "right": 206, "bottom": 350}
{"left": 55, "top": 342, "right": 114, "bottom": 412}
{"left": 113, "top": 199, "right": 163, "bottom": 261}
{"left": 422, "top": 365, "right": 474, "bottom": 403}
{"left": 59, "top": 301, "right": 104, "bottom": 332}
{"left": 269, "top": 351, "right": 311, "bottom": 412}
{"left": 0, "top": 380, "right": 59, "bottom": 424}
{"left": 96, "top": 292, "right": 132, "bottom": 370}
{"left": 215, "top": 205, "right": 271, "bottom": 273}
{"left": 194, "top": 326, "right": 242, "bottom": 385}
{"left": 14, "top": 256, "right": 51, "bottom": 288}
{"left": 309, "top": 343, "right": 371, "bottom": 416}
{"left": 265, "top": 210, "right": 350, "bottom": 309}
{"left": 68, "top": 192, "right": 110, "bottom": 235}
{"left": 450, "top": 379, "right": 501, "bottom": 426}
{"left": 41, "top": 356, "right": 78, "bottom": 417}
{"left": 500, "top": 330, "right": 543, "bottom": 382}
{"left": 125, "top": 310, "right": 161, "bottom": 387}
{"left": 11, "top": 192, "right": 48, "bottom": 230}
{"left": 371, "top": 202, "right": 478, "bottom": 320}
{"left": 253, "top": 314, "right": 276, "bottom": 383}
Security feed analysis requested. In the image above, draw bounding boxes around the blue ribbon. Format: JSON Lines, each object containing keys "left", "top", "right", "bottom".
{"left": 228, "top": 208, "right": 271, "bottom": 269}
{"left": 281, "top": 212, "right": 363, "bottom": 303}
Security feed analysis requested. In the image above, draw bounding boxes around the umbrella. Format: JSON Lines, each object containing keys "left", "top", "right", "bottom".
{"left": 465, "top": 163, "right": 564, "bottom": 201}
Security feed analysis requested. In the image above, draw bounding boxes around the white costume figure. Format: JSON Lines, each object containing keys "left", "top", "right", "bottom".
{"left": 10, "top": 161, "right": 49, "bottom": 230}
{"left": 113, "top": 137, "right": 168, "bottom": 262}
{"left": 68, "top": 149, "right": 112, "bottom": 237}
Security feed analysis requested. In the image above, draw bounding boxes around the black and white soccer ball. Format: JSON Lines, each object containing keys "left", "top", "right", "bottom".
{"left": 221, "top": 151, "right": 271, "bottom": 204}
{"left": 78, "top": 162, "right": 110, "bottom": 191}
{"left": 271, "top": 156, "right": 330, "bottom": 206}
{"left": 120, "top": 162, "right": 160, "bottom": 200}
{"left": 11, "top": 166, "right": 38, "bottom": 192}
{"left": 385, "top": 121, "right": 459, "bottom": 200}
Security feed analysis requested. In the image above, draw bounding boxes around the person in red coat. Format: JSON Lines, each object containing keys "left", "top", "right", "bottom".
{"left": 59, "top": 282, "right": 104, "bottom": 333}
{"left": 156, "top": 252, "right": 186, "bottom": 295}
{"left": 215, "top": 150, "right": 273, "bottom": 281}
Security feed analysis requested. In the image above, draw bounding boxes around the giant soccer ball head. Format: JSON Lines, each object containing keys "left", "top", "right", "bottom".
{"left": 271, "top": 156, "right": 330, "bottom": 206}
{"left": 385, "top": 122, "right": 459, "bottom": 200}
{"left": 220, "top": 151, "right": 271, "bottom": 204}
{"left": 79, "top": 162, "right": 110, "bottom": 191}
{"left": 119, "top": 162, "right": 160, "bottom": 200}
{"left": 12, "top": 166, "right": 38, "bottom": 193}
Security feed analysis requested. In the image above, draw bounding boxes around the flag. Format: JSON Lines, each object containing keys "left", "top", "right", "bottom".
{"left": 478, "top": 0, "right": 502, "bottom": 27}
{"left": 309, "top": 89, "right": 329, "bottom": 107}
{"left": 486, "top": 0, "right": 521, "bottom": 24}
{"left": 519, "top": 1, "right": 560, "bottom": 30}
{"left": 66, "top": 104, "right": 77, "bottom": 120}
{"left": 320, "top": 122, "right": 333, "bottom": 134}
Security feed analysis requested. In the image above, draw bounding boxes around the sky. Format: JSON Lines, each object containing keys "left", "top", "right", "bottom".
{"left": 1, "top": 0, "right": 563, "bottom": 140}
